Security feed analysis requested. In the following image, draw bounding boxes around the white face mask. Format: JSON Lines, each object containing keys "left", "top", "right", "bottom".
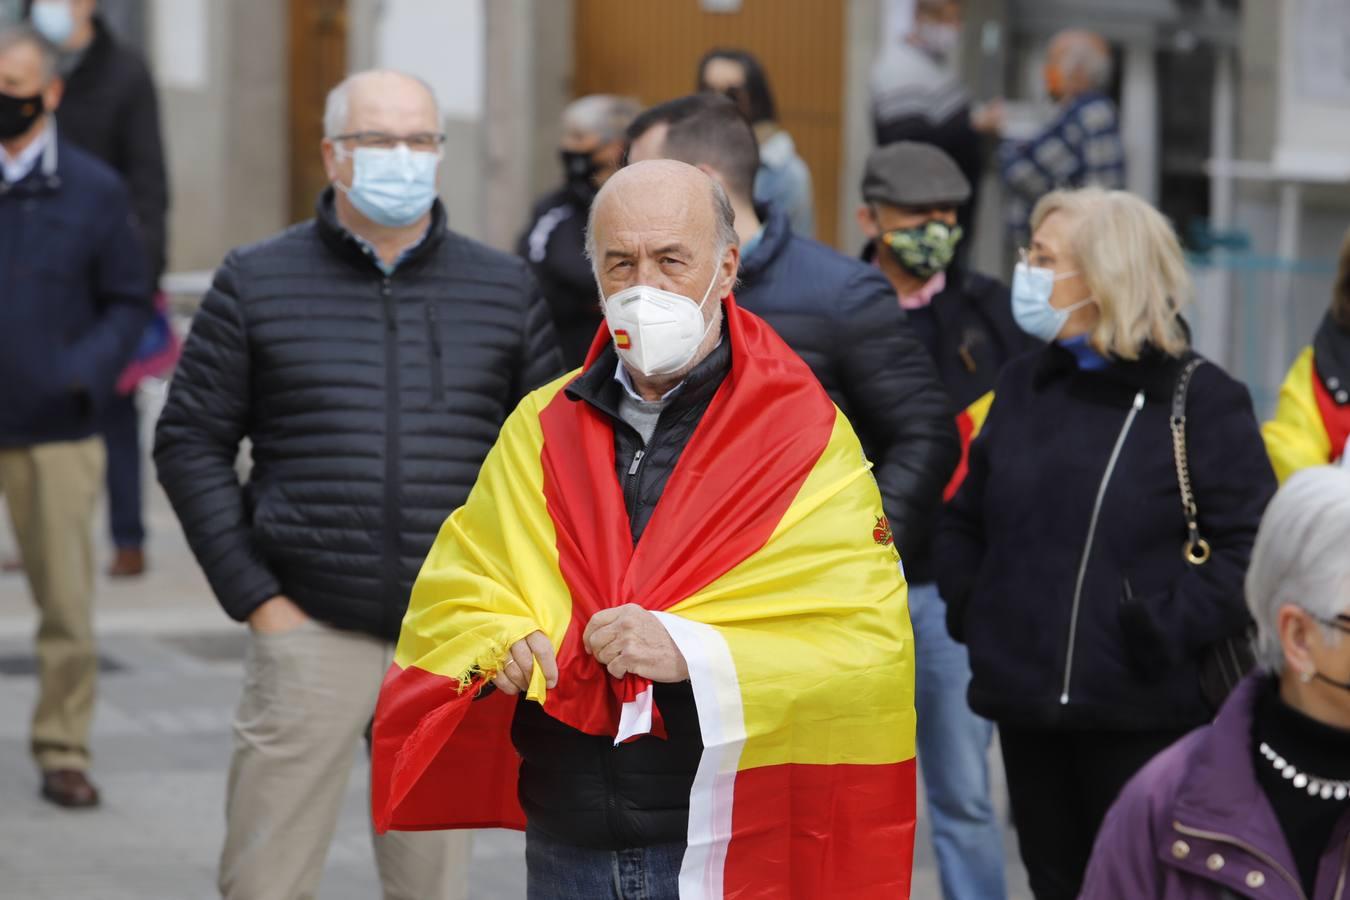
{"left": 602, "top": 268, "right": 721, "bottom": 378}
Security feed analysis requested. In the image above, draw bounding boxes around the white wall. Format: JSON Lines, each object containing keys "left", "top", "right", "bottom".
{"left": 374, "top": 0, "right": 484, "bottom": 120}
{"left": 150, "top": 0, "right": 287, "bottom": 273}
{"left": 370, "top": 0, "right": 488, "bottom": 242}
{"left": 1275, "top": 0, "right": 1350, "bottom": 174}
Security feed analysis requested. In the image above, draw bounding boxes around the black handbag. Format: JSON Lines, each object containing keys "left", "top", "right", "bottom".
{"left": 1171, "top": 358, "right": 1257, "bottom": 710}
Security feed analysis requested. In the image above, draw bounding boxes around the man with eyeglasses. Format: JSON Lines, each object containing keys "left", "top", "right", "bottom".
{"left": 154, "top": 69, "right": 562, "bottom": 900}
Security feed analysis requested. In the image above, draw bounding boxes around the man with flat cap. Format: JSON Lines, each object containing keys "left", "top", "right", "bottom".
{"left": 858, "top": 140, "right": 1036, "bottom": 900}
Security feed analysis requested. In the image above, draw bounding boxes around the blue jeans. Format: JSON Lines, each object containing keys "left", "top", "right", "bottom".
{"left": 526, "top": 827, "right": 683, "bottom": 900}
{"left": 101, "top": 391, "right": 144, "bottom": 548}
{"left": 910, "top": 580, "right": 1007, "bottom": 900}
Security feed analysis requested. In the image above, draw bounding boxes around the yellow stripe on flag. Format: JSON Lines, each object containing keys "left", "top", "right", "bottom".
{"left": 1263, "top": 347, "right": 1332, "bottom": 483}
{"left": 394, "top": 375, "right": 574, "bottom": 702}
{"left": 966, "top": 390, "right": 994, "bottom": 440}
{"left": 669, "top": 411, "right": 916, "bottom": 770}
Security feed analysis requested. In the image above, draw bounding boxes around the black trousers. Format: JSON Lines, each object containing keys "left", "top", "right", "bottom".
{"left": 999, "top": 725, "right": 1191, "bottom": 900}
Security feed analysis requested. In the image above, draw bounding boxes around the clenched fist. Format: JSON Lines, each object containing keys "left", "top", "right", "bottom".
{"left": 492, "top": 631, "right": 559, "bottom": 696}
{"left": 583, "top": 604, "right": 688, "bottom": 683}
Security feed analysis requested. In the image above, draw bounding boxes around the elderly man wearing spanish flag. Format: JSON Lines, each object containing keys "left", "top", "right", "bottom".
{"left": 371, "top": 159, "right": 917, "bottom": 899}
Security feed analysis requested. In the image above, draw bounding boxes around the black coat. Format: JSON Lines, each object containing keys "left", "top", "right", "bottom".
{"left": 0, "top": 137, "right": 152, "bottom": 446}
{"left": 935, "top": 344, "right": 1276, "bottom": 731}
{"left": 517, "top": 186, "right": 600, "bottom": 370}
{"left": 857, "top": 247, "right": 1037, "bottom": 414}
{"left": 55, "top": 16, "right": 168, "bottom": 278}
{"left": 855, "top": 254, "right": 1040, "bottom": 577}
{"left": 154, "top": 192, "right": 563, "bottom": 640}
{"left": 511, "top": 337, "right": 730, "bottom": 850}
{"left": 737, "top": 208, "right": 959, "bottom": 572}
{"left": 915, "top": 270, "right": 1038, "bottom": 409}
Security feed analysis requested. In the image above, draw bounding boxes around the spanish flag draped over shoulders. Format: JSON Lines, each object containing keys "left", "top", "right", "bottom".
{"left": 372, "top": 295, "right": 917, "bottom": 898}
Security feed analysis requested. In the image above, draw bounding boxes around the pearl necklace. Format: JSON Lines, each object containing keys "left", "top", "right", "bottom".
{"left": 1260, "top": 742, "right": 1350, "bottom": 801}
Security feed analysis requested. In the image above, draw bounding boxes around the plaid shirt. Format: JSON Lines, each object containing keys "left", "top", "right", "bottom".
{"left": 999, "top": 92, "right": 1126, "bottom": 238}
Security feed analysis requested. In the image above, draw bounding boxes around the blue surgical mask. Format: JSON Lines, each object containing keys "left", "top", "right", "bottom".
{"left": 336, "top": 145, "right": 439, "bottom": 228}
{"left": 1011, "top": 262, "right": 1094, "bottom": 342}
{"left": 30, "top": 1, "right": 75, "bottom": 46}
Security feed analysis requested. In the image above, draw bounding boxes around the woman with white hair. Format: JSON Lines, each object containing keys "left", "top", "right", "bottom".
{"left": 1082, "top": 466, "right": 1350, "bottom": 898}
{"left": 935, "top": 186, "right": 1277, "bottom": 899}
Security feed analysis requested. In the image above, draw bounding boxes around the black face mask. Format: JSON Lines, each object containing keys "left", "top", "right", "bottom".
{"left": 0, "top": 90, "right": 44, "bottom": 140}
{"left": 560, "top": 149, "right": 601, "bottom": 204}
{"left": 1314, "top": 671, "right": 1350, "bottom": 692}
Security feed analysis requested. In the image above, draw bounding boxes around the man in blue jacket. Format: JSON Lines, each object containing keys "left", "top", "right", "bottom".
{"left": 31, "top": 0, "right": 172, "bottom": 577}
{"left": 625, "top": 93, "right": 959, "bottom": 565}
{"left": 0, "top": 24, "right": 152, "bottom": 809}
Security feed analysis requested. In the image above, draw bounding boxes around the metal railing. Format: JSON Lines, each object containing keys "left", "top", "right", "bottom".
{"left": 1188, "top": 237, "right": 1336, "bottom": 418}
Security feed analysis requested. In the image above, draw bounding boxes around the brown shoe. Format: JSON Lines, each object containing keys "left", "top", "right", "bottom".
{"left": 40, "top": 770, "right": 100, "bottom": 809}
{"left": 107, "top": 547, "right": 145, "bottom": 578}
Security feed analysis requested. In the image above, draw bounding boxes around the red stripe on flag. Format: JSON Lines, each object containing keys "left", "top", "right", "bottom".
{"left": 371, "top": 664, "right": 526, "bottom": 832}
{"left": 944, "top": 409, "right": 977, "bottom": 502}
{"left": 1312, "top": 359, "right": 1350, "bottom": 461}
{"left": 721, "top": 758, "right": 917, "bottom": 899}
{"left": 535, "top": 294, "right": 838, "bottom": 738}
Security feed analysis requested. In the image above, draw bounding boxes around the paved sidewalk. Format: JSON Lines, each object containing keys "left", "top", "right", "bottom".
{"left": 0, "top": 430, "right": 1032, "bottom": 899}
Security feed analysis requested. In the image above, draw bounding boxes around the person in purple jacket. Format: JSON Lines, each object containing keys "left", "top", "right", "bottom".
{"left": 1083, "top": 465, "right": 1350, "bottom": 899}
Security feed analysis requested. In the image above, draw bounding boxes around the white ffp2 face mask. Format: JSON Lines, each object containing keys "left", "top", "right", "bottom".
{"left": 602, "top": 270, "right": 721, "bottom": 377}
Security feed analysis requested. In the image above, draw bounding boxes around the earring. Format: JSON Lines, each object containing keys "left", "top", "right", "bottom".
{"left": 1300, "top": 670, "right": 1314, "bottom": 684}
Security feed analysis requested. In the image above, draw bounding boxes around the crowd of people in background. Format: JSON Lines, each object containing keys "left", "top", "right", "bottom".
{"left": 1, "top": 0, "right": 1349, "bottom": 897}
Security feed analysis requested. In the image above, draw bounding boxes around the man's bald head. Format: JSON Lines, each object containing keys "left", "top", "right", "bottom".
{"left": 1047, "top": 29, "right": 1112, "bottom": 98}
{"left": 323, "top": 69, "right": 439, "bottom": 139}
{"left": 586, "top": 159, "right": 738, "bottom": 269}
{"left": 586, "top": 159, "right": 740, "bottom": 391}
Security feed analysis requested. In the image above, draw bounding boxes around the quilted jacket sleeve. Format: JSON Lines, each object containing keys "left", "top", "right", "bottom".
{"left": 154, "top": 254, "right": 281, "bottom": 621}
{"left": 833, "top": 265, "right": 960, "bottom": 562}
{"left": 514, "top": 268, "right": 567, "bottom": 400}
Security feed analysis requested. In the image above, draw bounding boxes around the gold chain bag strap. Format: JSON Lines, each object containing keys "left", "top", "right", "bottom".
{"left": 1170, "top": 359, "right": 1211, "bottom": 566}
{"left": 1172, "top": 357, "right": 1255, "bottom": 710}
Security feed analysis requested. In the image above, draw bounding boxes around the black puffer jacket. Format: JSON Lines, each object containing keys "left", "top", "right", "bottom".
{"left": 859, "top": 247, "right": 1041, "bottom": 579}
{"left": 154, "top": 192, "right": 563, "bottom": 640}
{"left": 737, "top": 208, "right": 958, "bottom": 567}
{"left": 935, "top": 344, "right": 1275, "bottom": 731}
{"left": 512, "top": 336, "right": 730, "bottom": 850}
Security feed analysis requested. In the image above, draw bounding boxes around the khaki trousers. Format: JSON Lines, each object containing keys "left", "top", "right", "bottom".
{"left": 0, "top": 438, "right": 104, "bottom": 772}
{"left": 219, "top": 619, "right": 470, "bottom": 900}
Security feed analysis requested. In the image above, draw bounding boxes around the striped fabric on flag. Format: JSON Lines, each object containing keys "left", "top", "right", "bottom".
{"left": 371, "top": 296, "right": 917, "bottom": 898}
{"left": 944, "top": 390, "right": 995, "bottom": 501}
{"left": 1264, "top": 347, "right": 1350, "bottom": 481}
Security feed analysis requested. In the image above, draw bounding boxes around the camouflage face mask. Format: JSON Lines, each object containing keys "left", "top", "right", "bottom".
{"left": 880, "top": 220, "right": 964, "bottom": 280}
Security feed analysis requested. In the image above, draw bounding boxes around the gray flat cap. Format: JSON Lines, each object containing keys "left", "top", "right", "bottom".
{"left": 862, "top": 141, "right": 971, "bottom": 208}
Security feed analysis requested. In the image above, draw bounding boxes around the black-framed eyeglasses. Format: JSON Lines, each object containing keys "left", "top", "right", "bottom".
{"left": 333, "top": 131, "right": 446, "bottom": 153}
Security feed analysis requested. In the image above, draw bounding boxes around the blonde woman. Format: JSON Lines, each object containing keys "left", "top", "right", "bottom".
{"left": 935, "top": 188, "right": 1277, "bottom": 900}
